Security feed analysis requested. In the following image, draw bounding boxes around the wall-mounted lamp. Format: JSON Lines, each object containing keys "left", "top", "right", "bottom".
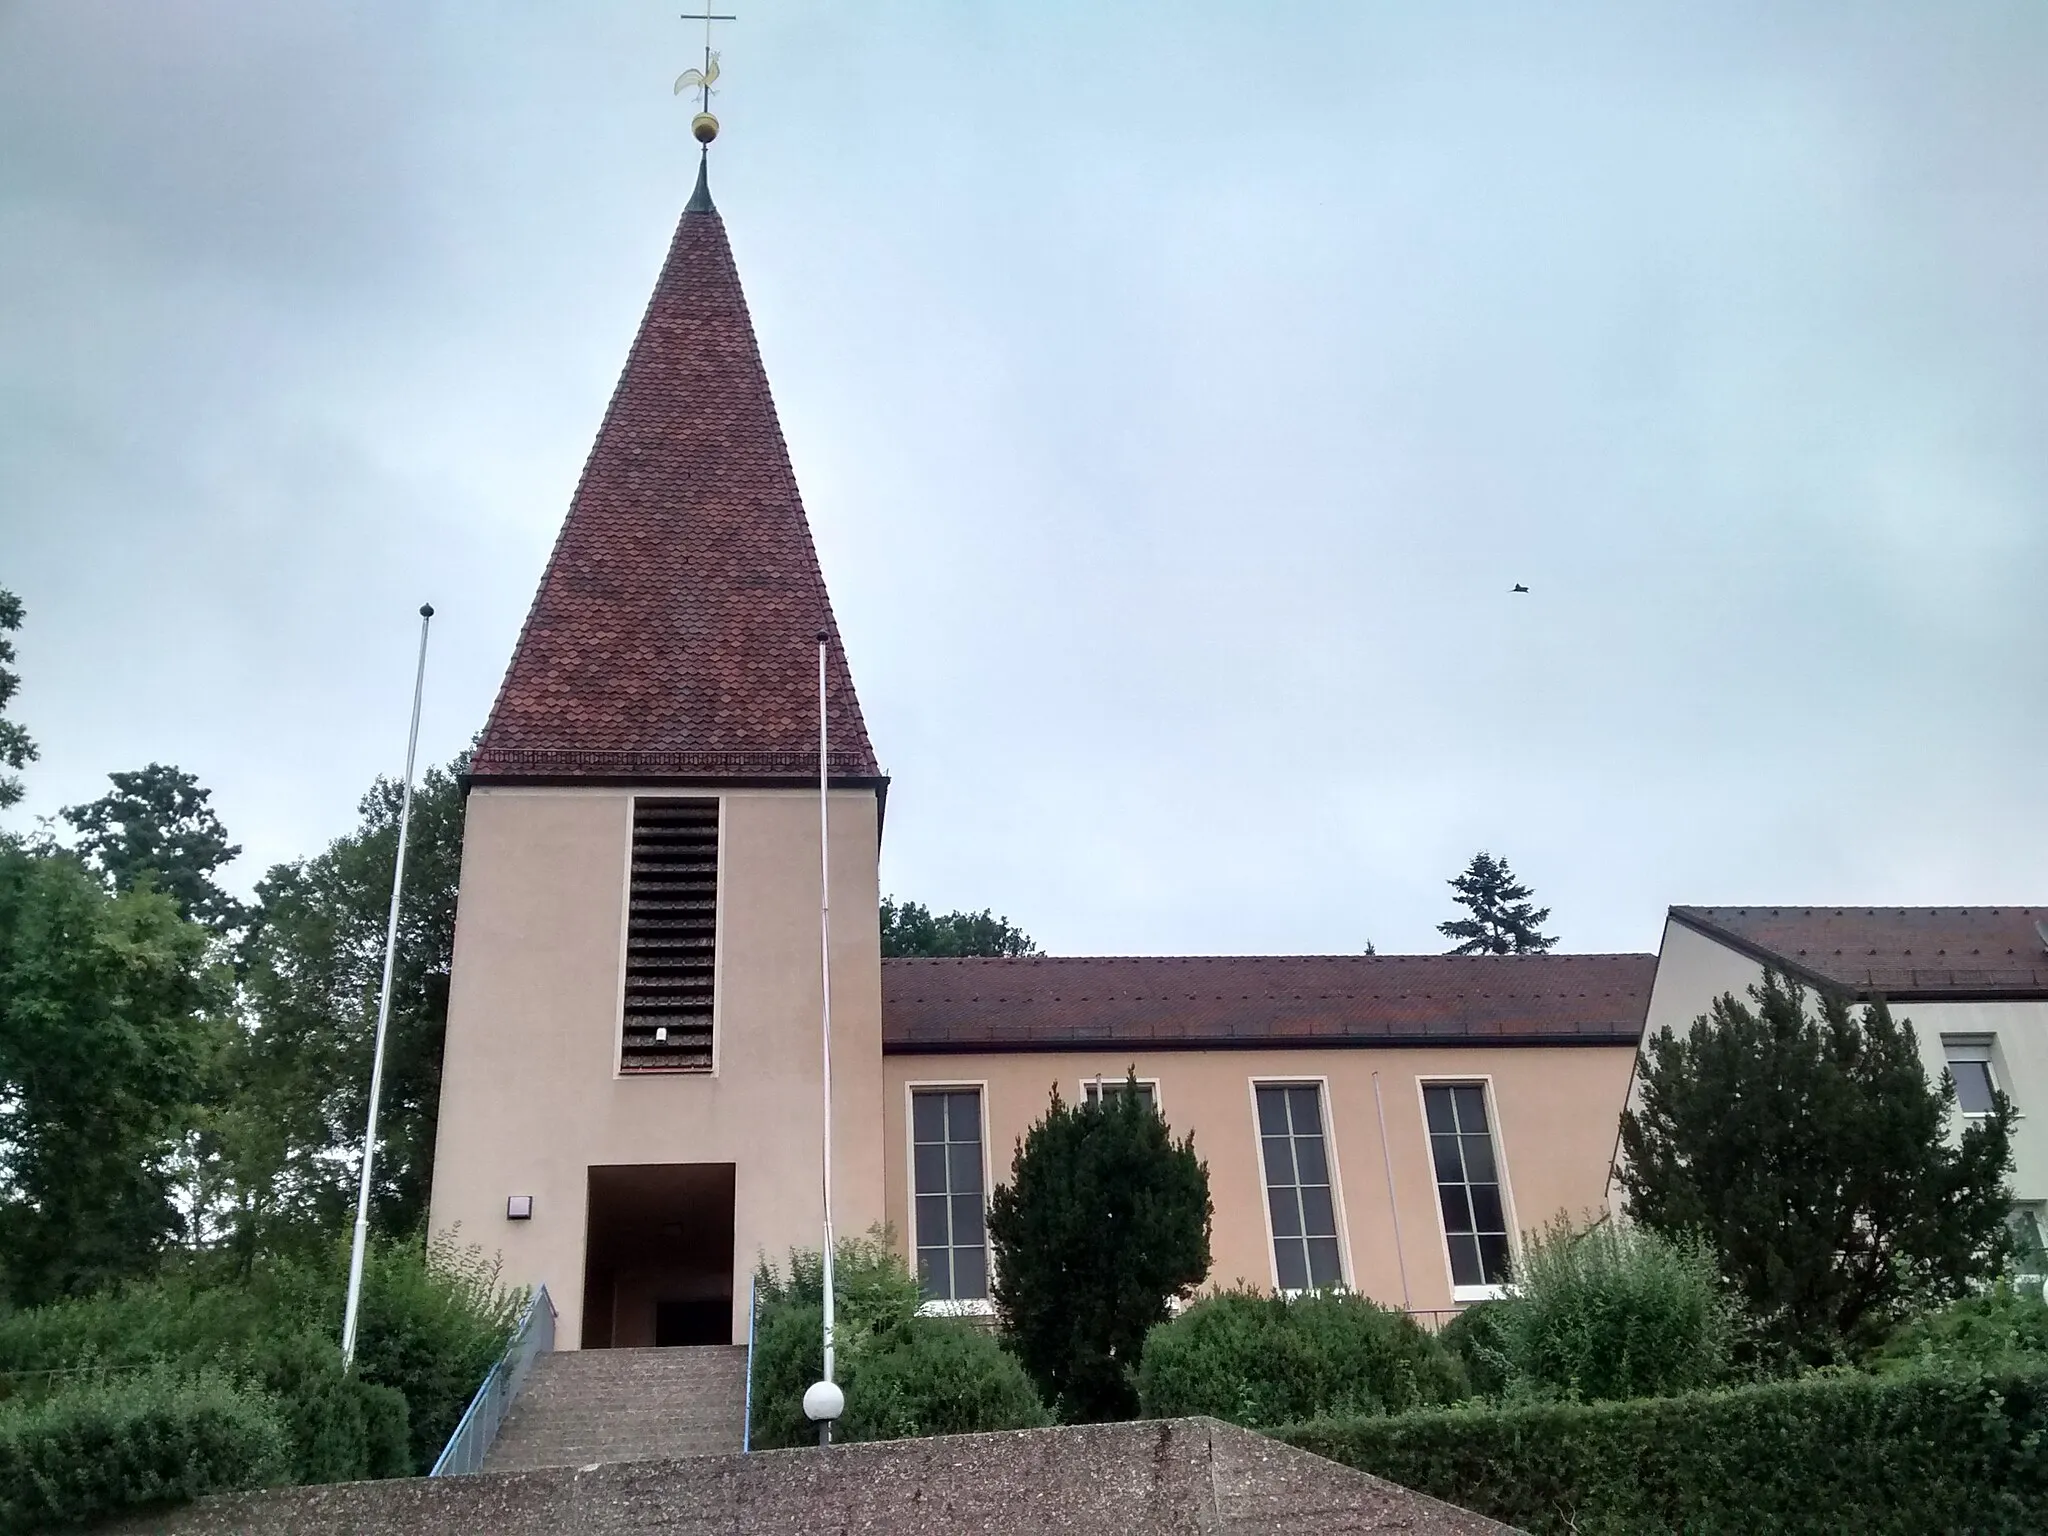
{"left": 506, "top": 1195, "right": 534, "bottom": 1221}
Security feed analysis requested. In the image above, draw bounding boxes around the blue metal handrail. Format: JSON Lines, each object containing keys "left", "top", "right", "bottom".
{"left": 429, "top": 1284, "right": 556, "bottom": 1477}
{"left": 742, "top": 1276, "right": 758, "bottom": 1453}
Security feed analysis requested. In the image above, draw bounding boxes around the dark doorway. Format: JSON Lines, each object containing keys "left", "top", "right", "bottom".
{"left": 582, "top": 1163, "right": 735, "bottom": 1349}
{"left": 655, "top": 1298, "right": 730, "bottom": 1347}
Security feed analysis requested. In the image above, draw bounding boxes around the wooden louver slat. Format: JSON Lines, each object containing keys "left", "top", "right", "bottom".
{"left": 621, "top": 798, "right": 718, "bottom": 1072}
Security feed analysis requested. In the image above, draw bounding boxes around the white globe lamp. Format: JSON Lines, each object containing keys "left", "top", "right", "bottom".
{"left": 803, "top": 1379, "right": 844, "bottom": 1426}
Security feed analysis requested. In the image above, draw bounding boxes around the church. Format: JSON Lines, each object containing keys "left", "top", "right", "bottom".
{"left": 424, "top": 146, "right": 1657, "bottom": 1351}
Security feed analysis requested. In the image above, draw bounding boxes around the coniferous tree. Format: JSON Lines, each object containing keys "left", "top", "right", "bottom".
{"left": 987, "top": 1076, "right": 1211, "bottom": 1421}
{"left": 880, "top": 897, "right": 1037, "bottom": 957}
{"left": 63, "top": 763, "right": 246, "bottom": 932}
{"left": 0, "top": 587, "right": 36, "bottom": 810}
{"left": 1437, "top": 851, "right": 1557, "bottom": 954}
{"left": 1618, "top": 971, "right": 2015, "bottom": 1365}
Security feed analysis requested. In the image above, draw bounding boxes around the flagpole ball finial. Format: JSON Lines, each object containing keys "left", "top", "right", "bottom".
{"left": 816, "top": 629, "right": 830, "bottom": 644}
{"left": 419, "top": 603, "right": 435, "bottom": 619}
{"left": 692, "top": 112, "right": 719, "bottom": 144}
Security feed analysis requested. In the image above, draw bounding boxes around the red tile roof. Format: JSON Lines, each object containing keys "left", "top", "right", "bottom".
{"left": 472, "top": 167, "right": 879, "bottom": 783}
{"left": 1671, "top": 906, "right": 2048, "bottom": 999}
{"left": 880, "top": 953, "right": 1655, "bottom": 1053}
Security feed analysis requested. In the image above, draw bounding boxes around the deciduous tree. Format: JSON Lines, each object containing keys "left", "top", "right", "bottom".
{"left": 230, "top": 758, "right": 466, "bottom": 1256}
{"left": 63, "top": 763, "right": 245, "bottom": 932}
{"left": 987, "top": 1076, "right": 1211, "bottom": 1421}
{"left": 880, "top": 897, "right": 1037, "bottom": 958}
{"left": 0, "top": 843, "right": 223, "bottom": 1304}
{"left": 1617, "top": 971, "right": 2014, "bottom": 1364}
{"left": 0, "top": 587, "right": 37, "bottom": 811}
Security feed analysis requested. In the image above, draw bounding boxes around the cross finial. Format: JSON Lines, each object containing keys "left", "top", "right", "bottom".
{"left": 675, "top": 3, "right": 736, "bottom": 145}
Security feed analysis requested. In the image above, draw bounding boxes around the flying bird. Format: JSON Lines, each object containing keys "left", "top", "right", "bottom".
{"left": 675, "top": 53, "right": 721, "bottom": 96}
{"left": 1511, "top": 583, "right": 1529, "bottom": 593}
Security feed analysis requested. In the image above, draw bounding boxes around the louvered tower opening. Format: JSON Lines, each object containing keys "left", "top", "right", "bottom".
{"left": 622, "top": 798, "right": 719, "bottom": 1072}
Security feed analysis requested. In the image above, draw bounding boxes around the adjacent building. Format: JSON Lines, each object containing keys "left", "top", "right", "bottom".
{"left": 1621, "top": 906, "right": 2048, "bottom": 1252}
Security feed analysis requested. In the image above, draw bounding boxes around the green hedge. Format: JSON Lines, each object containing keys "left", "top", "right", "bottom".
{"left": 1279, "top": 1364, "right": 2048, "bottom": 1535}
{"left": 0, "top": 1370, "right": 287, "bottom": 1533}
{"left": 1137, "top": 1289, "right": 1466, "bottom": 1427}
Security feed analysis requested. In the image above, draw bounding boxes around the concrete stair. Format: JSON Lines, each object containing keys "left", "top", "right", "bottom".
{"left": 482, "top": 1346, "right": 748, "bottom": 1472}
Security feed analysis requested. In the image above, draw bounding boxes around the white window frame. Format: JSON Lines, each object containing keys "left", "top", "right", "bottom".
{"left": 1942, "top": 1036, "right": 2003, "bottom": 1119}
{"left": 1078, "top": 1075, "right": 1163, "bottom": 1117}
{"left": 1248, "top": 1076, "right": 1354, "bottom": 1296}
{"left": 613, "top": 791, "right": 724, "bottom": 1078}
{"left": 1416, "top": 1075, "right": 1519, "bottom": 1304}
{"left": 903, "top": 1079, "right": 995, "bottom": 1317}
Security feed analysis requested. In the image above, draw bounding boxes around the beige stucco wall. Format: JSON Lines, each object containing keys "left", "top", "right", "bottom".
{"left": 882, "top": 1043, "right": 1637, "bottom": 1315}
{"left": 1614, "top": 914, "right": 2048, "bottom": 1210}
{"left": 426, "top": 784, "right": 886, "bottom": 1347}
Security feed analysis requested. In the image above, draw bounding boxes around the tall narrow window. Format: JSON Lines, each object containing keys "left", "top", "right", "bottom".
{"left": 1256, "top": 1083, "right": 1343, "bottom": 1291}
{"left": 1082, "top": 1078, "right": 1158, "bottom": 1113}
{"left": 1944, "top": 1039, "right": 2001, "bottom": 1116}
{"left": 1424, "top": 1083, "right": 1511, "bottom": 1294}
{"left": 912, "top": 1089, "right": 987, "bottom": 1302}
{"left": 620, "top": 798, "right": 718, "bottom": 1072}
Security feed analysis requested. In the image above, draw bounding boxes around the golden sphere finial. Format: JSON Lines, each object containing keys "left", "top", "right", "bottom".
{"left": 692, "top": 112, "right": 720, "bottom": 145}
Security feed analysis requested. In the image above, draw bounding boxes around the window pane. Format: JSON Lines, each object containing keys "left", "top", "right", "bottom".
{"left": 1307, "top": 1237, "right": 1343, "bottom": 1289}
{"left": 1288, "top": 1086, "right": 1323, "bottom": 1136}
{"left": 1440, "top": 1185, "right": 1474, "bottom": 1234}
{"left": 1430, "top": 1133, "right": 1464, "bottom": 1185}
{"left": 912, "top": 1093, "right": 946, "bottom": 1142}
{"left": 1953, "top": 1060, "right": 1997, "bottom": 1115}
{"left": 1256, "top": 1086, "right": 1289, "bottom": 1135}
{"left": 1477, "top": 1233, "right": 1512, "bottom": 1285}
{"left": 916, "top": 1194, "right": 950, "bottom": 1247}
{"left": 1452, "top": 1085, "right": 1488, "bottom": 1133}
{"left": 913, "top": 1143, "right": 947, "bottom": 1195}
{"left": 1423, "top": 1085, "right": 1456, "bottom": 1134}
{"left": 952, "top": 1193, "right": 984, "bottom": 1245}
{"left": 1300, "top": 1184, "right": 1337, "bottom": 1239}
{"left": 1262, "top": 1135, "right": 1295, "bottom": 1187}
{"left": 1469, "top": 1183, "right": 1506, "bottom": 1237}
{"left": 1461, "top": 1132, "right": 1497, "bottom": 1185}
{"left": 1136, "top": 1083, "right": 1157, "bottom": 1111}
{"left": 1448, "top": 1235, "right": 1482, "bottom": 1287}
{"left": 953, "top": 1244, "right": 988, "bottom": 1301}
{"left": 948, "top": 1140, "right": 982, "bottom": 1193}
{"left": 947, "top": 1091, "right": 980, "bottom": 1141}
{"left": 1293, "top": 1132, "right": 1329, "bottom": 1186}
{"left": 1274, "top": 1237, "right": 1309, "bottom": 1292}
{"left": 1269, "top": 1186, "right": 1303, "bottom": 1239}
{"left": 918, "top": 1248, "right": 948, "bottom": 1299}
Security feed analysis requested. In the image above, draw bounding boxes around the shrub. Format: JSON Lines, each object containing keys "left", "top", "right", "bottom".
{"left": 1136, "top": 1288, "right": 1466, "bottom": 1427}
{"left": 1279, "top": 1363, "right": 2048, "bottom": 1535}
{"left": 989, "top": 1080, "right": 1211, "bottom": 1421}
{"left": 0, "top": 1236, "right": 516, "bottom": 1477}
{"left": 1435, "top": 1301, "right": 1513, "bottom": 1400}
{"left": 0, "top": 1369, "right": 288, "bottom": 1533}
{"left": 1499, "top": 1218, "right": 1733, "bottom": 1402}
{"left": 749, "top": 1232, "right": 1049, "bottom": 1449}
{"left": 269, "top": 1237, "right": 518, "bottom": 1472}
{"left": 245, "top": 1332, "right": 410, "bottom": 1485}
{"left": 1873, "top": 1285, "right": 2048, "bottom": 1376}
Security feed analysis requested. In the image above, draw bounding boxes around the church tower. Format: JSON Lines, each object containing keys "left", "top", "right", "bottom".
{"left": 428, "top": 154, "right": 888, "bottom": 1350}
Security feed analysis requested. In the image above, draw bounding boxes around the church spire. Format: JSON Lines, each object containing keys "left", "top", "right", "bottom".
{"left": 471, "top": 161, "right": 878, "bottom": 786}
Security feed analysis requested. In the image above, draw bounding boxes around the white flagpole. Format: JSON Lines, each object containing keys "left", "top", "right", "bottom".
{"left": 815, "top": 629, "right": 838, "bottom": 1441}
{"left": 341, "top": 602, "right": 435, "bottom": 1370}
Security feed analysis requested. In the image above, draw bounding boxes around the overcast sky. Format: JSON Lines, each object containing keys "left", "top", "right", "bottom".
{"left": 2, "top": 1, "right": 2043, "bottom": 957}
